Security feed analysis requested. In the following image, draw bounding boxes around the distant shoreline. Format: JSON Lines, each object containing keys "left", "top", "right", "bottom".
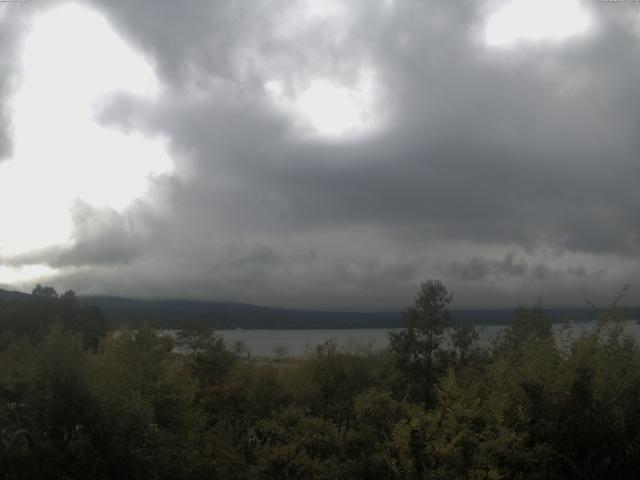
{"left": 3, "top": 288, "right": 638, "bottom": 329}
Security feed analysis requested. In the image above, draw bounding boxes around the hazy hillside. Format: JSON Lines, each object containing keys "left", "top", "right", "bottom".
{"left": 0, "top": 288, "right": 29, "bottom": 301}
{"left": 79, "top": 295, "right": 402, "bottom": 329}
{"left": 80, "top": 295, "right": 634, "bottom": 329}
{"left": 3, "top": 288, "right": 636, "bottom": 329}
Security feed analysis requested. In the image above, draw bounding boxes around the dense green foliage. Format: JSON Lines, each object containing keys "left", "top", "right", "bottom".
{"left": 0, "top": 285, "right": 108, "bottom": 350}
{"left": 1, "top": 282, "right": 640, "bottom": 479}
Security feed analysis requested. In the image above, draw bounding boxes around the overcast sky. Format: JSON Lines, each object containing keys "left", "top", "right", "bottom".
{"left": 0, "top": 0, "right": 639, "bottom": 309}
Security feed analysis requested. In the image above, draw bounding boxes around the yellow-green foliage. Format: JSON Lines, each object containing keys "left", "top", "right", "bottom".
{"left": 2, "top": 291, "right": 640, "bottom": 479}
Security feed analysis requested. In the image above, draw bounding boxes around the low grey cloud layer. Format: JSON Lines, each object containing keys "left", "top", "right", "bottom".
{"left": 1, "top": 0, "right": 640, "bottom": 308}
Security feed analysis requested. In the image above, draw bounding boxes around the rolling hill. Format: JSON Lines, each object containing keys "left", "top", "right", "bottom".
{"left": 2, "top": 288, "right": 636, "bottom": 329}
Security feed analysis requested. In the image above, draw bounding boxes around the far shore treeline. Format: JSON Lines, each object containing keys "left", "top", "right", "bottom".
{"left": 1, "top": 287, "right": 634, "bottom": 330}
{"left": 1, "top": 282, "right": 640, "bottom": 478}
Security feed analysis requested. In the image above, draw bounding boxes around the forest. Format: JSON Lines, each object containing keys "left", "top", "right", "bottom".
{"left": 1, "top": 281, "right": 639, "bottom": 479}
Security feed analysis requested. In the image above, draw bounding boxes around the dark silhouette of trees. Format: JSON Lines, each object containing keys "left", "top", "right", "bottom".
{"left": 0, "top": 285, "right": 108, "bottom": 350}
{"left": 389, "top": 280, "right": 452, "bottom": 406}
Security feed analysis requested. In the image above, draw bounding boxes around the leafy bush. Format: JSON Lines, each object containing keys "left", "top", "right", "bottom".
{"left": 1, "top": 283, "right": 640, "bottom": 479}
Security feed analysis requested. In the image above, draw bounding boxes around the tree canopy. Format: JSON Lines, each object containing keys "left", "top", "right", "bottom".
{"left": 1, "top": 282, "right": 639, "bottom": 479}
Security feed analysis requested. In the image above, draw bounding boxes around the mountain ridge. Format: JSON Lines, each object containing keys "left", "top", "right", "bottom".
{"left": 3, "top": 288, "right": 636, "bottom": 329}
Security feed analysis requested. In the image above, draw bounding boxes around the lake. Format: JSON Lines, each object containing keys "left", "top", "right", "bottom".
{"left": 215, "top": 320, "right": 640, "bottom": 358}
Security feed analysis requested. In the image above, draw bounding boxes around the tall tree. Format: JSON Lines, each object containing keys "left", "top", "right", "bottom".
{"left": 389, "top": 280, "right": 452, "bottom": 406}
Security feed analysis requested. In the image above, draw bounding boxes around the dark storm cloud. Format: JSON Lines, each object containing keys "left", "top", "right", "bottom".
{"left": 92, "top": 0, "right": 640, "bottom": 254}
{"left": 440, "top": 253, "right": 603, "bottom": 283}
{"left": 0, "top": 203, "right": 147, "bottom": 268}
{"left": 4, "top": 0, "right": 640, "bottom": 307}
{"left": 52, "top": 203, "right": 146, "bottom": 267}
{"left": 442, "top": 253, "right": 528, "bottom": 281}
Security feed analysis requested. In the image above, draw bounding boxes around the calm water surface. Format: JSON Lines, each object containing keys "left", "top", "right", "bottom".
{"left": 215, "top": 321, "right": 640, "bottom": 358}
